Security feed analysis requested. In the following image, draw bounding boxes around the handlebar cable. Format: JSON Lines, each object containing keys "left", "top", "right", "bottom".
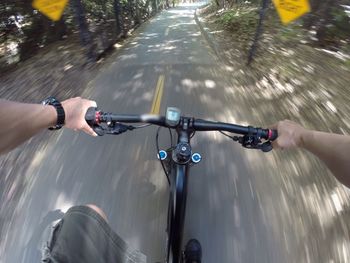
{"left": 132, "top": 123, "right": 153, "bottom": 129}
{"left": 219, "top": 131, "right": 240, "bottom": 141}
{"left": 190, "top": 131, "right": 196, "bottom": 139}
{"left": 168, "top": 128, "right": 173, "bottom": 147}
{"left": 156, "top": 127, "right": 171, "bottom": 186}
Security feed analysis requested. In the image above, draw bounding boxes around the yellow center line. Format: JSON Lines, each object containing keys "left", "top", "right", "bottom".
{"left": 165, "top": 28, "right": 170, "bottom": 36}
{"left": 150, "top": 75, "right": 165, "bottom": 114}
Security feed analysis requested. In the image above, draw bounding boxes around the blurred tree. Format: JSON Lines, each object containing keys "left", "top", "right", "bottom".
{"left": 113, "top": 0, "right": 124, "bottom": 36}
{"left": 303, "top": 0, "right": 350, "bottom": 45}
{"left": 210, "top": 0, "right": 349, "bottom": 47}
{"left": 70, "top": 0, "right": 95, "bottom": 60}
{"left": 152, "top": 0, "right": 158, "bottom": 15}
{"left": 0, "top": 0, "right": 168, "bottom": 69}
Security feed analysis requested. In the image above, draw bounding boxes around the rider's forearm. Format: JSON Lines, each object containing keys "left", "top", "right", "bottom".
{"left": 0, "top": 100, "right": 56, "bottom": 155}
{"left": 300, "top": 129, "right": 350, "bottom": 187}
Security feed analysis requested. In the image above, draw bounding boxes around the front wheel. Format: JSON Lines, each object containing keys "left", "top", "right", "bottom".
{"left": 183, "top": 239, "right": 202, "bottom": 263}
{"left": 165, "top": 193, "right": 173, "bottom": 262}
{"left": 166, "top": 164, "right": 188, "bottom": 263}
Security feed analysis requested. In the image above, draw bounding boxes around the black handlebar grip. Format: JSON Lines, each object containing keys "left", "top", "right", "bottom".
{"left": 85, "top": 107, "right": 98, "bottom": 126}
{"left": 269, "top": 129, "right": 278, "bottom": 141}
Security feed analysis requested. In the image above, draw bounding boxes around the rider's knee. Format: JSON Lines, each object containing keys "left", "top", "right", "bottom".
{"left": 86, "top": 204, "right": 108, "bottom": 222}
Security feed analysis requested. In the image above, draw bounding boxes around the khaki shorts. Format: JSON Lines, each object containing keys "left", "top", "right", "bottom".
{"left": 42, "top": 206, "right": 146, "bottom": 263}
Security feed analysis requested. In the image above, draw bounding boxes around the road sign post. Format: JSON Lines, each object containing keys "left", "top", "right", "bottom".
{"left": 247, "top": 0, "right": 269, "bottom": 65}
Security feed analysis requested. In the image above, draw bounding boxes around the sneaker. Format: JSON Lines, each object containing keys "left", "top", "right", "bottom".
{"left": 184, "top": 239, "right": 202, "bottom": 263}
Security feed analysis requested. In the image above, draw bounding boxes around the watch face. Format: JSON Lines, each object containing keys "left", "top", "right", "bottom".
{"left": 42, "top": 96, "right": 57, "bottom": 105}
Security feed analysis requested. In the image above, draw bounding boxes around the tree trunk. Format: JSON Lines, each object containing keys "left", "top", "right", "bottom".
{"left": 134, "top": 0, "right": 141, "bottom": 25}
{"left": 114, "top": 0, "right": 124, "bottom": 37}
{"left": 302, "top": 0, "right": 322, "bottom": 29}
{"left": 70, "top": 0, "right": 96, "bottom": 61}
{"left": 55, "top": 18, "right": 68, "bottom": 40}
{"left": 152, "top": 0, "right": 158, "bottom": 15}
{"left": 315, "top": 0, "right": 335, "bottom": 45}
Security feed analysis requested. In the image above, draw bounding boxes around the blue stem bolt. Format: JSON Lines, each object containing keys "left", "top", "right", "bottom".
{"left": 191, "top": 153, "right": 202, "bottom": 163}
{"left": 158, "top": 150, "right": 167, "bottom": 160}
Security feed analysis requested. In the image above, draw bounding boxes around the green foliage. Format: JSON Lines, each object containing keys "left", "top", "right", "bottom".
{"left": 83, "top": 0, "right": 117, "bottom": 22}
{"left": 330, "top": 8, "right": 350, "bottom": 38}
{"left": 1, "top": 0, "right": 167, "bottom": 69}
{"left": 344, "top": 59, "right": 350, "bottom": 67}
{"left": 217, "top": 6, "right": 259, "bottom": 39}
{"left": 277, "top": 23, "right": 303, "bottom": 44}
{"left": 211, "top": 0, "right": 349, "bottom": 51}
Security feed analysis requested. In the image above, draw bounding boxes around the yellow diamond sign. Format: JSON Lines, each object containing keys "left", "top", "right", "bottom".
{"left": 32, "top": 0, "right": 69, "bottom": 21}
{"left": 272, "top": 0, "right": 311, "bottom": 25}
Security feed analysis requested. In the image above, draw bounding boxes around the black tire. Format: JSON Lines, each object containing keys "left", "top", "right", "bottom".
{"left": 165, "top": 192, "right": 173, "bottom": 262}
{"left": 166, "top": 165, "right": 188, "bottom": 263}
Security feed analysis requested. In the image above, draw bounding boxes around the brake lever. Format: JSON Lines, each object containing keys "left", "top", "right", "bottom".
{"left": 106, "top": 123, "right": 133, "bottom": 135}
{"left": 92, "top": 122, "right": 134, "bottom": 136}
{"left": 94, "top": 126, "right": 107, "bottom": 136}
{"left": 237, "top": 135, "right": 273, "bottom": 152}
{"left": 260, "top": 141, "right": 273, "bottom": 152}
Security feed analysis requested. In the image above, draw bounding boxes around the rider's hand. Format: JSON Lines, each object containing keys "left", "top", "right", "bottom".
{"left": 270, "top": 120, "right": 308, "bottom": 150}
{"left": 61, "top": 97, "right": 97, "bottom": 136}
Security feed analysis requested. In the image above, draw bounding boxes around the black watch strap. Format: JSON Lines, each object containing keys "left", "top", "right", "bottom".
{"left": 42, "top": 97, "right": 65, "bottom": 130}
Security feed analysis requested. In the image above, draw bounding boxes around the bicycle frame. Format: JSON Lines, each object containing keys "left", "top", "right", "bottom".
{"left": 84, "top": 107, "right": 277, "bottom": 263}
{"left": 166, "top": 130, "right": 191, "bottom": 263}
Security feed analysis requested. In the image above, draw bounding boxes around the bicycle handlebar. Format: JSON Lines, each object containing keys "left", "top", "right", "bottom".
{"left": 192, "top": 119, "right": 277, "bottom": 140}
{"left": 85, "top": 107, "right": 278, "bottom": 141}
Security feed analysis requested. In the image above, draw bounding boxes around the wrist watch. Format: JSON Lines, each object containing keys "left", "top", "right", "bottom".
{"left": 41, "top": 97, "right": 65, "bottom": 130}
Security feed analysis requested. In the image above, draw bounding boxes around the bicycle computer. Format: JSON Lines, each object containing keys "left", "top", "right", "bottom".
{"left": 166, "top": 107, "right": 181, "bottom": 127}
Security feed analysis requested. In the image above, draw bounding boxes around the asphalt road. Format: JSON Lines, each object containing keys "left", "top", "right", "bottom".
{"left": 2, "top": 3, "right": 350, "bottom": 263}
